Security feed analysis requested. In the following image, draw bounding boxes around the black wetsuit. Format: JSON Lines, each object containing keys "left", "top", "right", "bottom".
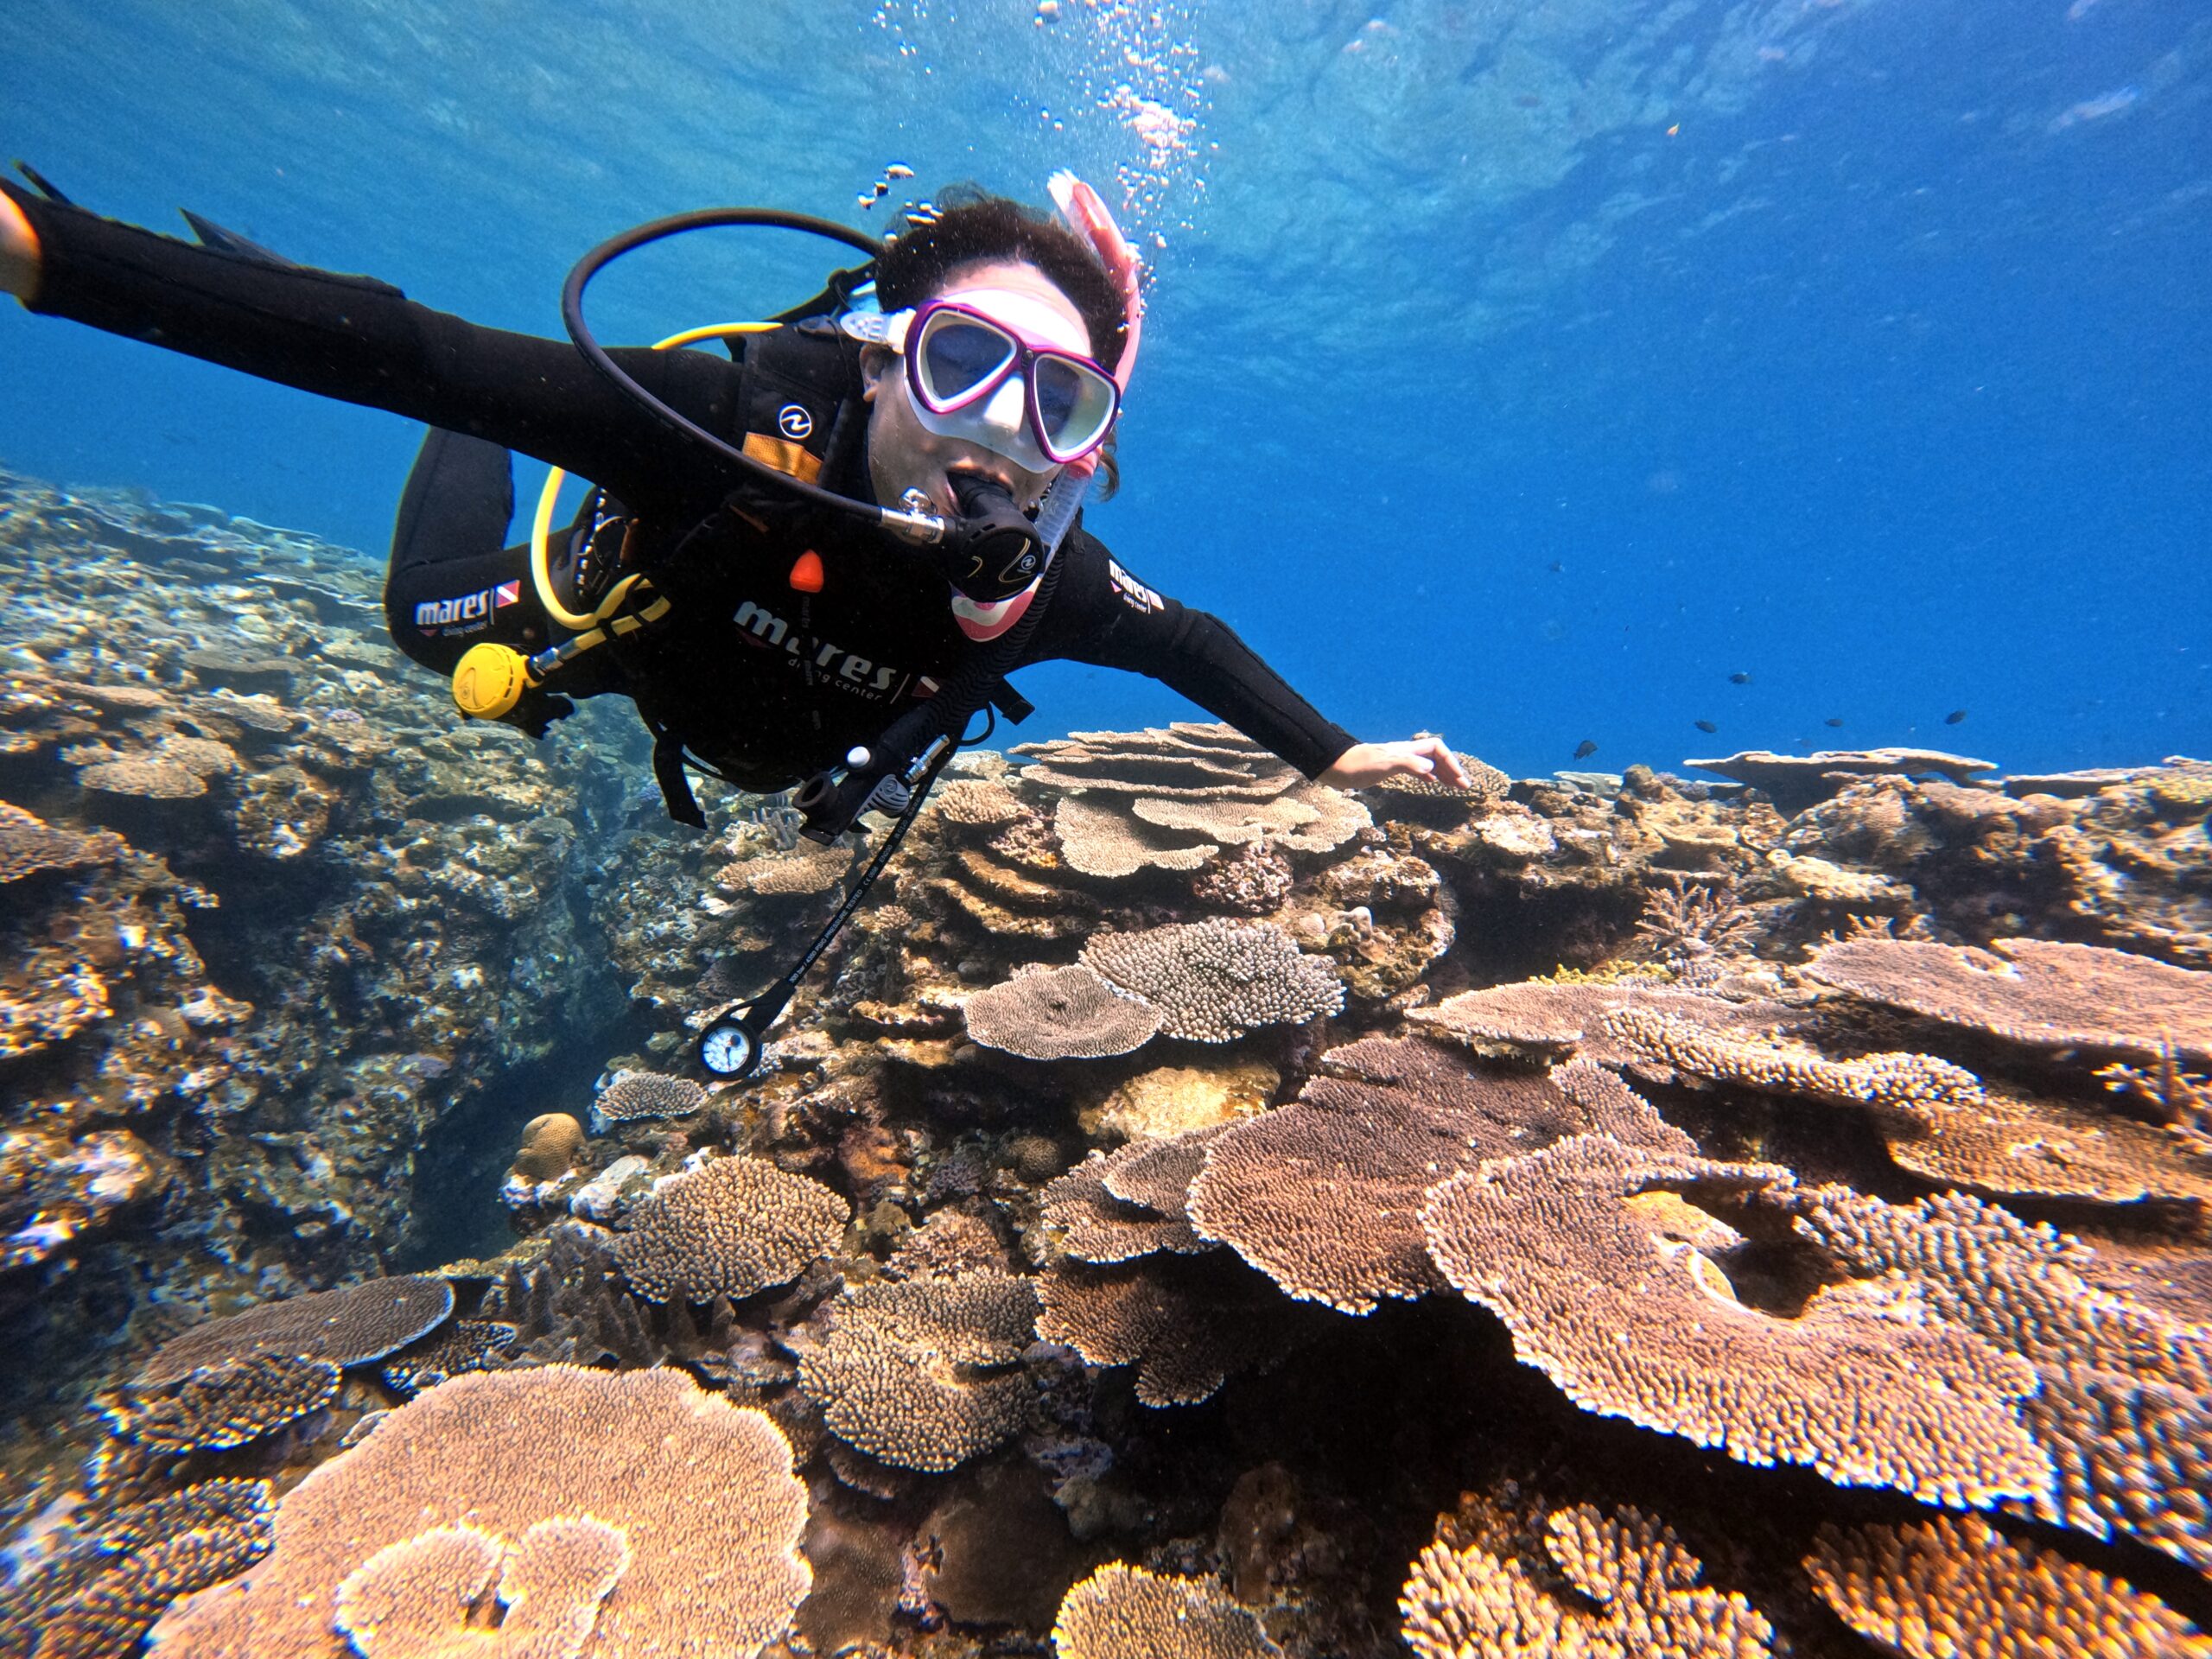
{"left": 3, "top": 181, "right": 1357, "bottom": 795}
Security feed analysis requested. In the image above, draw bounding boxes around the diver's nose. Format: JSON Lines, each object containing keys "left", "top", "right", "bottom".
{"left": 976, "top": 374, "right": 1027, "bottom": 437}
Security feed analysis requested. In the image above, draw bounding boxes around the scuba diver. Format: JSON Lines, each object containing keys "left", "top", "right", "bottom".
{"left": 0, "top": 169, "right": 1474, "bottom": 1071}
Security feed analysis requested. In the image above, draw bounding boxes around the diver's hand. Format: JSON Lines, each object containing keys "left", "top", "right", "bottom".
{"left": 0, "top": 193, "right": 41, "bottom": 303}
{"left": 1319, "top": 735, "right": 1473, "bottom": 791}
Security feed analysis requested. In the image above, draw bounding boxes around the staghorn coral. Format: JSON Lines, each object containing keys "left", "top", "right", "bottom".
{"left": 795, "top": 1270, "right": 1038, "bottom": 1471}
{"left": 1399, "top": 1502, "right": 1773, "bottom": 1659}
{"left": 1804, "top": 1514, "right": 2211, "bottom": 1658}
{"left": 118, "top": 1352, "right": 342, "bottom": 1454}
{"left": 963, "top": 963, "right": 1161, "bottom": 1060}
{"left": 1051, "top": 1562, "right": 1283, "bottom": 1659}
{"left": 612, "top": 1154, "right": 848, "bottom": 1305}
{"left": 331, "top": 1516, "right": 631, "bottom": 1659}
{"left": 1808, "top": 936, "right": 2212, "bottom": 1061}
{"left": 1631, "top": 875, "right": 1758, "bottom": 968}
{"left": 1188, "top": 1036, "right": 1586, "bottom": 1313}
{"left": 1421, "top": 1135, "right": 2052, "bottom": 1509}
{"left": 148, "top": 1365, "right": 810, "bottom": 1659}
{"left": 588, "top": 1068, "right": 706, "bottom": 1127}
{"left": 139, "top": 1276, "right": 454, "bottom": 1388}
{"left": 1080, "top": 920, "right": 1343, "bottom": 1044}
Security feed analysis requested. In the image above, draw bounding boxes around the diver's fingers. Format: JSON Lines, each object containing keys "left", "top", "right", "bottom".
{"left": 0, "top": 192, "right": 42, "bottom": 303}
{"left": 1410, "top": 734, "right": 1472, "bottom": 786}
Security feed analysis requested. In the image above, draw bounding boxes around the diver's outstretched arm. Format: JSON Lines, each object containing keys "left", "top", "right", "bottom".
{"left": 0, "top": 180, "right": 734, "bottom": 519}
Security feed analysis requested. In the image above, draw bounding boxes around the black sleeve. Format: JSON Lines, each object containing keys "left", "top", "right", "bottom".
{"left": 4, "top": 180, "right": 738, "bottom": 518}
{"left": 1023, "top": 528, "right": 1358, "bottom": 779}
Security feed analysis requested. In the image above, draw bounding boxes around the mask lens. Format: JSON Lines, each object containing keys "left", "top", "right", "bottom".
{"left": 916, "top": 313, "right": 1016, "bottom": 409}
{"left": 1031, "top": 354, "right": 1117, "bottom": 459}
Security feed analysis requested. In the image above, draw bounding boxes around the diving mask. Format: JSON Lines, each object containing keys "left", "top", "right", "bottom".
{"left": 885, "top": 290, "right": 1121, "bottom": 474}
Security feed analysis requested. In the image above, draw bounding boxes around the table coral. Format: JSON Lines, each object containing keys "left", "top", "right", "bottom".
{"left": 147, "top": 1365, "right": 810, "bottom": 1659}
{"left": 1052, "top": 1562, "right": 1283, "bottom": 1659}
{"left": 612, "top": 1154, "right": 848, "bottom": 1305}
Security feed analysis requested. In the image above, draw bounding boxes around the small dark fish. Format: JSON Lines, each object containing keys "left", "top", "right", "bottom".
{"left": 1728, "top": 671, "right": 1751, "bottom": 685}
{"left": 1546, "top": 560, "right": 1565, "bottom": 574}
{"left": 1824, "top": 717, "right": 1844, "bottom": 728}
{"left": 1694, "top": 720, "right": 1718, "bottom": 734}
{"left": 1945, "top": 709, "right": 1968, "bottom": 725}
{"left": 1573, "top": 739, "right": 1599, "bottom": 760}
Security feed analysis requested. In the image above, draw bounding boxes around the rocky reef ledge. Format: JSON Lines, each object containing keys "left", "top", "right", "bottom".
{"left": 2, "top": 467, "right": 2209, "bottom": 1658}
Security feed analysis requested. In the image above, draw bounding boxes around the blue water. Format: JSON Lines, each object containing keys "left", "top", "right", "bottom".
{"left": 2, "top": 0, "right": 2206, "bottom": 778}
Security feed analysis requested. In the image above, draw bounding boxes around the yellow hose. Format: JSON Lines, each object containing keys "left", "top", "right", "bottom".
{"left": 529, "top": 321, "right": 781, "bottom": 630}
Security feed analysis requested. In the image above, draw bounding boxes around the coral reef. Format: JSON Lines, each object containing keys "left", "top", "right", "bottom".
{"left": 10, "top": 471, "right": 2212, "bottom": 1659}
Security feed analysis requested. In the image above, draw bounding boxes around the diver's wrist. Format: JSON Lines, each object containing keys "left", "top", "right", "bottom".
{"left": 0, "top": 190, "right": 41, "bottom": 303}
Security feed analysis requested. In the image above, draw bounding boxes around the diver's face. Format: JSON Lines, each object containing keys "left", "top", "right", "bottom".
{"left": 860, "top": 258, "right": 1094, "bottom": 517}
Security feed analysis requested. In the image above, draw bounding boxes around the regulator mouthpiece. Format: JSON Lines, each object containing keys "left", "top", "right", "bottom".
{"left": 939, "top": 474, "right": 1045, "bottom": 605}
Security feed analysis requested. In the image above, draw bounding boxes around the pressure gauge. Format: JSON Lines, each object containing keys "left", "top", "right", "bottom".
{"left": 697, "top": 1020, "right": 758, "bottom": 1078}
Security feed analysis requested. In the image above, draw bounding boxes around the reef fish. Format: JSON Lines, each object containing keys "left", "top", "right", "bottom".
{"left": 1728, "top": 671, "right": 1751, "bottom": 685}
{"left": 1945, "top": 709, "right": 1968, "bottom": 725}
{"left": 1573, "top": 739, "right": 1599, "bottom": 760}
{"left": 1694, "top": 720, "right": 1718, "bottom": 734}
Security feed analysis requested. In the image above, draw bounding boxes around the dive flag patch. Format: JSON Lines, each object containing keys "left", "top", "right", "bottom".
{"left": 494, "top": 581, "right": 522, "bottom": 608}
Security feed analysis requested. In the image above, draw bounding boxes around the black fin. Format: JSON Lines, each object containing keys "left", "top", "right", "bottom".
{"left": 11, "top": 162, "right": 72, "bottom": 204}
{"left": 179, "top": 208, "right": 298, "bottom": 268}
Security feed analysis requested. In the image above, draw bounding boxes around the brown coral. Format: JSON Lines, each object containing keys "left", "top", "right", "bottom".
{"left": 331, "top": 1515, "right": 631, "bottom": 1659}
{"left": 589, "top": 1069, "right": 706, "bottom": 1126}
{"left": 149, "top": 1365, "right": 810, "bottom": 1659}
{"left": 122, "top": 1352, "right": 342, "bottom": 1453}
{"left": 612, "top": 1154, "right": 849, "bottom": 1304}
{"left": 77, "top": 757, "right": 207, "bottom": 799}
{"left": 1188, "top": 1036, "right": 1586, "bottom": 1313}
{"left": 1053, "top": 796, "right": 1217, "bottom": 877}
{"left": 1790, "top": 1185, "right": 2212, "bottom": 1572}
{"left": 796, "top": 1270, "right": 1038, "bottom": 1471}
{"left": 1037, "top": 1253, "right": 1302, "bottom": 1408}
{"left": 1080, "top": 920, "right": 1343, "bottom": 1044}
{"left": 1421, "top": 1136, "right": 2051, "bottom": 1509}
{"left": 139, "top": 1275, "right": 455, "bottom": 1387}
{"left": 1807, "top": 936, "right": 2212, "bottom": 1061}
{"left": 1400, "top": 1502, "right": 1772, "bottom": 1659}
{"left": 0, "top": 801, "right": 120, "bottom": 884}
{"left": 510, "top": 1112, "right": 583, "bottom": 1184}
{"left": 1041, "top": 1129, "right": 1225, "bottom": 1264}
{"left": 963, "top": 963, "right": 1161, "bottom": 1060}
{"left": 1052, "top": 1562, "right": 1283, "bottom": 1659}
{"left": 1132, "top": 780, "right": 1371, "bottom": 855}
{"left": 1685, "top": 747, "right": 1995, "bottom": 811}
{"left": 1804, "top": 1515, "right": 2211, "bottom": 1658}
{"left": 1014, "top": 723, "right": 1298, "bottom": 799}
{"left": 378, "top": 1320, "right": 519, "bottom": 1396}
{"left": 1408, "top": 979, "right": 1795, "bottom": 1066}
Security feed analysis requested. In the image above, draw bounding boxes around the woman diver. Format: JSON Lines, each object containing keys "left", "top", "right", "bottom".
{"left": 0, "top": 174, "right": 1471, "bottom": 828}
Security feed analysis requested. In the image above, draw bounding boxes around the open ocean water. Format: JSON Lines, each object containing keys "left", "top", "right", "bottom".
{"left": 2, "top": 4, "right": 2211, "bottom": 1658}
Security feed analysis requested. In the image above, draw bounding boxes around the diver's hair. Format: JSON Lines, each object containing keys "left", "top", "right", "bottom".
{"left": 875, "top": 187, "right": 1128, "bottom": 499}
{"left": 875, "top": 186, "right": 1128, "bottom": 371}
